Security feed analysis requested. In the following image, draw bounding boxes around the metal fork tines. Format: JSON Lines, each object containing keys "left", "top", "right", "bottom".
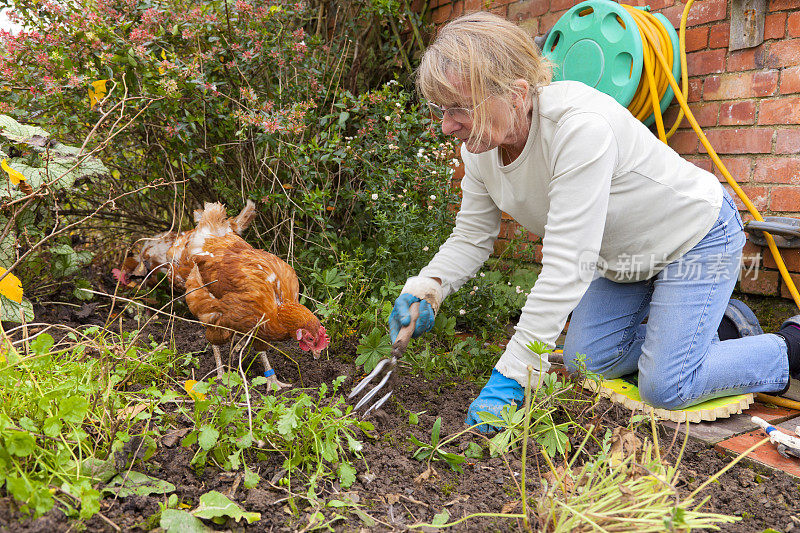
{"left": 348, "top": 301, "right": 419, "bottom": 416}
{"left": 349, "top": 356, "right": 398, "bottom": 413}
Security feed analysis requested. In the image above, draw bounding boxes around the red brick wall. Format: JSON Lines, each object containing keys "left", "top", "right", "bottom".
{"left": 434, "top": 0, "right": 800, "bottom": 298}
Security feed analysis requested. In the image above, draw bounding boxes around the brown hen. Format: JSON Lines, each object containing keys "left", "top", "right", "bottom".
{"left": 183, "top": 204, "right": 329, "bottom": 389}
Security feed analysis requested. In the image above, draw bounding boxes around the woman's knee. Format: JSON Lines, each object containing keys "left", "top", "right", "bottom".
{"left": 637, "top": 376, "right": 686, "bottom": 410}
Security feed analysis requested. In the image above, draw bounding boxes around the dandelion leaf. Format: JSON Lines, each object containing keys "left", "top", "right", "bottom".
{"left": 192, "top": 490, "right": 261, "bottom": 524}
{"left": 160, "top": 509, "right": 212, "bottom": 533}
{"left": 103, "top": 471, "right": 176, "bottom": 498}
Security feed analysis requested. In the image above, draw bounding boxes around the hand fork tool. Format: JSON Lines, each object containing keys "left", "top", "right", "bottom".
{"left": 348, "top": 302, "right": 419, "bottom": 416}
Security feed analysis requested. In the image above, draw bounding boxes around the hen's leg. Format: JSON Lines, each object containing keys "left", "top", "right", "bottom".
{"left": 260, "top": 352, "right": 291, "bottom": 390}
{"left": 211, "top": 344, "right": 225, "bottom": 379}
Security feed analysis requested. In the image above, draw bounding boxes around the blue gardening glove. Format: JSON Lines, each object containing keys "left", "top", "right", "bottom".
{"left": 389, "top": 276, "right": 444, "bottom": 342}
{"left": 389, "top": 293, "right": 436, "bottom": 342}
{"left": 465, "top": 369, "right": 525, "bottom": 432}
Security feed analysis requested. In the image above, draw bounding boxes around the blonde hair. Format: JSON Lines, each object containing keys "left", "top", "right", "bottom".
{"left": 416, "top": 11, "right": 552, "bottom": 146}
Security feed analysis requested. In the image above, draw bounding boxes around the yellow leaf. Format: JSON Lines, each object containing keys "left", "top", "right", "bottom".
{"left": 184, "top": 379, "right": 206, "bottom": 401}
{"left": 88, "top": 79, "right": 108, "bottom": 109}
{"left": 0, "top": 267, "right": 23, "bottom": 304}
{"left": 1, "top": 158, "right": 25, "bottom": 186}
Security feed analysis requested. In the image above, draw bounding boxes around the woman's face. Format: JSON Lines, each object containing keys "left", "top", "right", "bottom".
{"left": 438, "top": 92, "right": 512, "bottom": 154}
{"left": 437, "top": 79, "right": 528, "bottom": 154}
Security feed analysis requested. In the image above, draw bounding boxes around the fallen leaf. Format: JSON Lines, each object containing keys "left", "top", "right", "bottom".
{"left": 0, "top": 267, "right": 23, "bottom": 303}
{"left": 162, "top": 428, "right": 191, "bottom": 448}
{"left": 386, "top": 493, "right": 400, "bottom": 505}
{"left": 444, "top": 494, "right": 469, "bottom": 506}
{"left": 501, "top": 500, "right": 520, "bottom": 514}
{"left": 413, "top": 466, "right": 439, "bottom": 485}
{"left": 1, "top": 158, "right": 25, "bottom": 186}
{"left": 358, "top": 472, "right": 376, "bottom": 484}
{"left": 609, "top": 427, "right": 642, "bottom": 468}
{"left": 88, "top": 79, "right": 108, "bottom": 109}
{"left": 116, "top": 403, "right": 148, "bottom": 421}
{"left": 185, "top": 379, "right": 206, "bottom": 401}
{"left": 542, "top": 464, "right": 575, "bottom": 494}
{"left": 619, "top": 484, "right": 635, "bottom": 499}
{"left": 75, "top": 302, "right": 98, "bottom": 318}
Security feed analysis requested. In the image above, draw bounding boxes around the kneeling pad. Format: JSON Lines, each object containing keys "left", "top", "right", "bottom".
{"left": 582, "top": 374, "right": 754, "bottom": 424}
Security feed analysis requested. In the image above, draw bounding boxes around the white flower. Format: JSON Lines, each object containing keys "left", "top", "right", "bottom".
{"left": 401, "top": 202, "right": 407, "bottom": 208}
{"left": 371, "top": 193, "right": 378, "bottom": 200}
{"left": 473, "top": 286, "right": 478, "bottom": 291}
{"left": 459, "top": 309, "right": 466, "bottom": 316}
{"left": 386, "top": 79, "right": 399, "bottom": 86}
{"left": 427, "top": 206, "right": 432, "bottom": 210}
{"left": 516, "top": 286, "right": 523, "bottom": 294}
{"left": 452, "top": 158, "right": 461, "bottom": 167}
{"left": 429, "top": 195, "right": 436, "bottom": 200}
{"left": 469, "top": 290, "right": 475, "bottom": 295}
{"left": 479, "top": 272, "right": 485, "bottom": 277}
{"left": 396, "top": 102, "right": 401, "bottom": 107}
{"left": 423, "top": 246, "right": 429, "bottom": 251}
{"left": 384, "top": 116, "right": 391, "bottom": 121}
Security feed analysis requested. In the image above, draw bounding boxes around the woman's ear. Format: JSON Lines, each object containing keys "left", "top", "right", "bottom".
{"left": 512, "top": 79, "right": 530, "bottom": 106}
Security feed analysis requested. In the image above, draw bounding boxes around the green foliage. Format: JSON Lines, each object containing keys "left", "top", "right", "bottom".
{"left": 355, "top": 327, "right": 392, "bottom": 373}
{"left": 192, "top": 490, "right": 261, "bottom": 524}
{"left": 102, "top": 471, "right": 175, "bottom": 498}
{"left": 409, "top": 417, "right": 467, "bottom": 473}
{"left": 1, "top": 0, "right": 454, "bottom": 328}
{"left": 403, "top": 332, "right": 503, "bottom": 381}
{"left": 442, "top": 264, "right": 540, "bottom": 337}
{"left": 160, "top": 509, "right": 213, "bottom": 533}
{"left": 0, "top": 328, "right": 183, "bottom": 519}
{"left": 0, "top": 115, "right": 106, "bottom": 320}
{"left": 475, "top": 345, "right": 578, "bottom": 459}
{"left": 179, "top": 374, "right": 372, "bottom": 506}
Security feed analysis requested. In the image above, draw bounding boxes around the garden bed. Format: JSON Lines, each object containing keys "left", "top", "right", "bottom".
{"left": 1, "top": 287, "right": 798, "bottom": 532}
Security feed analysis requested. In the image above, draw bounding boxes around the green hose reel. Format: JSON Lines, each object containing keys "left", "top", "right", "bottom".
{"left": 542, "top": 0, "right": 681, "bottom": 126}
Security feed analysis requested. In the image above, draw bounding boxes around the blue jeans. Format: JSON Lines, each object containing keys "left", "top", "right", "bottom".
{"left": 563, "top": 192, "right": 789, "bottom": 409}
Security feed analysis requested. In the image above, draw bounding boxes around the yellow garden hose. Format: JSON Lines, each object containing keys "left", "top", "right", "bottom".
{"left": 621, "top": 1, "right": 800, "bottom": 311}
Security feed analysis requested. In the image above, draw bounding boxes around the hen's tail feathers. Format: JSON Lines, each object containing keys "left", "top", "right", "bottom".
{"left": 231, "top": 200, "right": 256, "bottom": 235}
{"left": 187, "top": 203, "right": 230, "bottom": 257}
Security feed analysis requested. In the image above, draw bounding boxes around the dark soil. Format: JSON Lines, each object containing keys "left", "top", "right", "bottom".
{"left": 2, "top": 281, "right": 800, "bottom": 532}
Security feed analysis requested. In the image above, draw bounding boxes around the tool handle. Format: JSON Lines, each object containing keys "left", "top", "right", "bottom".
{"left": 391, "top": 302, "right": 419, "bottom": 358}
{"left": 744, "top": 221, "right": 800, "bottom": 239}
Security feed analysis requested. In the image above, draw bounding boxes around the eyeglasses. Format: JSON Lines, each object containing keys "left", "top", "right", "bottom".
{"left": 426, "top": 96, "right": 491, "bottom": 122}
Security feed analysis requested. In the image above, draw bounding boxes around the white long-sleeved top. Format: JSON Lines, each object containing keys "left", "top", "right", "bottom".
{"left": 419, "top": 81, "right": 723, "bottom": 386}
